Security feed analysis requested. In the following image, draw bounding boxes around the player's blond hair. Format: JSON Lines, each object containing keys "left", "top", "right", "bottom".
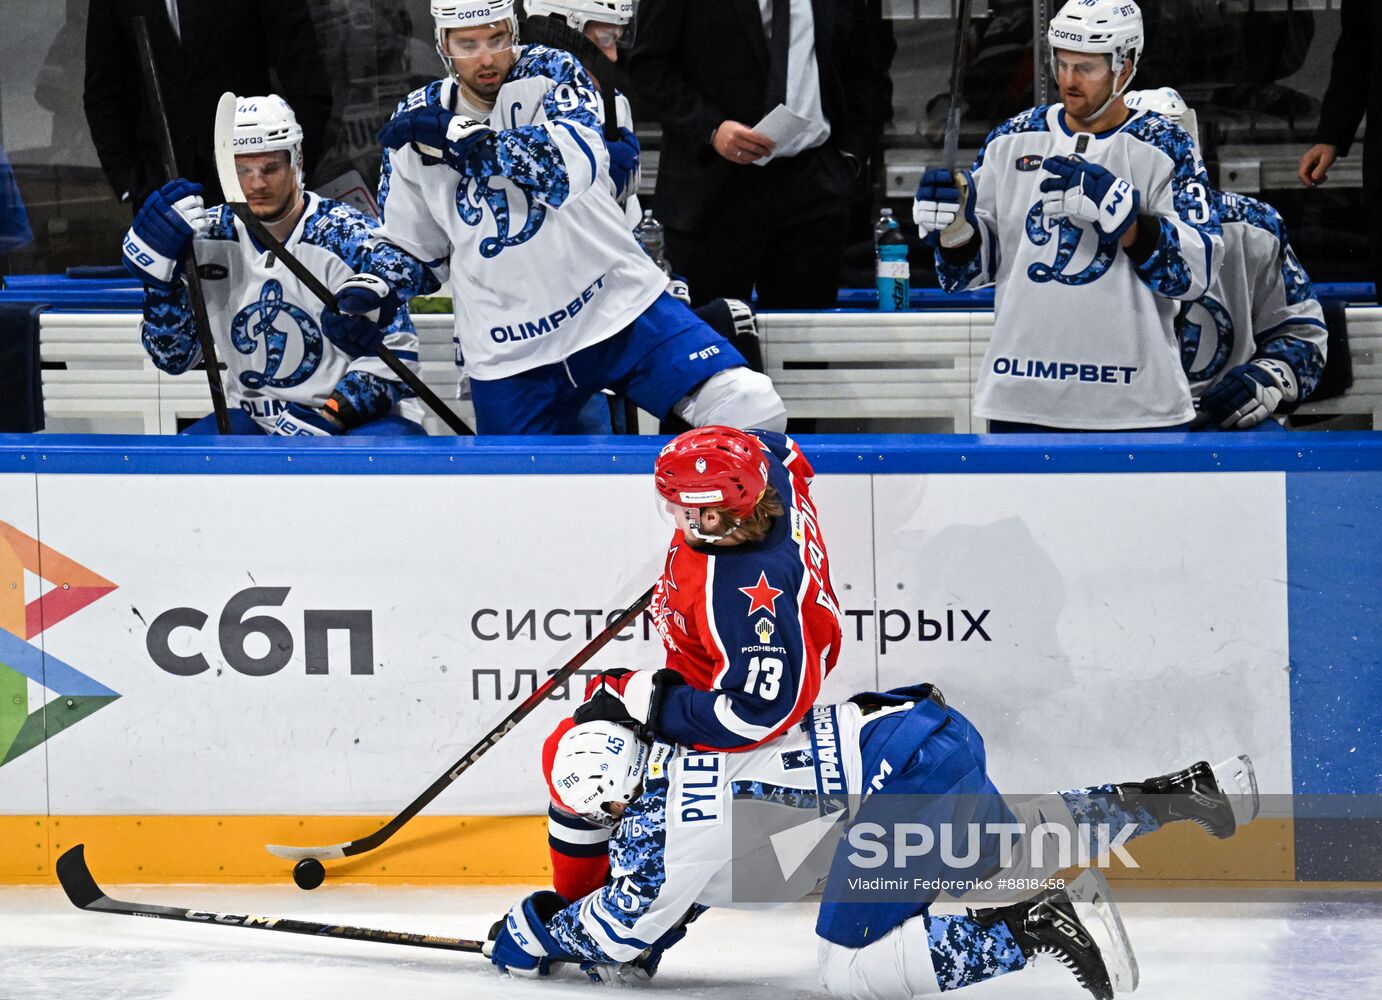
{"left": 708, "top": 485, "right": 784, "bottom": 545}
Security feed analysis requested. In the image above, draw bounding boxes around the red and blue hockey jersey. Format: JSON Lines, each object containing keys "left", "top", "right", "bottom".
{"left": 649, "top": 430, "right": 842, "bottom": 752}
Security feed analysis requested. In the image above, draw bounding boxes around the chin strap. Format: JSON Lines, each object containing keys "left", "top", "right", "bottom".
{"left": 1088, "top": 62, "right": 1138, "bottom": 122}
{"left": 256, "top": 191, "right": 304, "bottom": 228}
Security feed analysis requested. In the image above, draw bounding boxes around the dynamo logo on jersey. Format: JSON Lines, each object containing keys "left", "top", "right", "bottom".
{"left": 457, "top": 174, "right": 547, "bottom": 259}
{"left": 230, "top": 279, "right": 324, "bottom": 389}
{"left": 1176, "top": 293, "right": 1235, "bottom": 385}
{"left": 1024, "top": 200, "right": 1118, "bottom": 286}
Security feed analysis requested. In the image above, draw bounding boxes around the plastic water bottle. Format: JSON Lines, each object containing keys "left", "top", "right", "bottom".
{"left": 876, "top": 225, "right": 910, "bottom": 312}
{"left": 634, "top": 209, "right": 670, "bottom": 273}
{"left": 872, "top": 207, "right": 897, "bottom": 258}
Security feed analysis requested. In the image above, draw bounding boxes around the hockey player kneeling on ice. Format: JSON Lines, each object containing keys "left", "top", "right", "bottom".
{"left": 487, "top": 689, "right": 1260, "bottom": 998}
{"left": 1121, "top": 88, "right": 1329, "bottom": 431}
{"left": 122, "top": 95, "right": 429, "bottom": 436}
{"left": 328, "top": 0, "right": 785, "bottom": 435}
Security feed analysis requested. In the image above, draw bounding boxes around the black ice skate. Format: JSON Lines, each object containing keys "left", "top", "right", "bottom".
{"left": 1121, "top": 753, "right": 1260, "bottom": 839}
{"left": 969, "top": 870, "right": 1137, "bottom": 1000}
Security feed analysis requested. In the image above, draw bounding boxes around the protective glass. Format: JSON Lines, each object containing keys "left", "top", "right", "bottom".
{"left": 1052, "top": 54, "right": 1113, "bottom": 83}
{"left": 441, "top": 27, "right": 515, "bottom": 59}
{"left": 585, "top": 20, "right": 631, "bottom": 50}
{"left": 233, "top": 154, "right": 292, "bottom": 185}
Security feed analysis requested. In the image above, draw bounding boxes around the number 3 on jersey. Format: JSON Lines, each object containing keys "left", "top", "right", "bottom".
{"left": 745, "top": 656, "right": 783, "bottom": 700}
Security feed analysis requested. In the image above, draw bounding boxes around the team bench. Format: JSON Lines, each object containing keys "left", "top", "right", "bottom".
{"left": 34, "top": 307, "right": 1382, "bottom": 434}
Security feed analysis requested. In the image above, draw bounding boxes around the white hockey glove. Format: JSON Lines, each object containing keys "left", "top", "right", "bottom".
{"left": 913, "top": 168, "right": 977, "bottom": 249}
{"left": 1199, "top": 359, "right": 1299, "bottom": 429}
{"left": 122, "top": 179, "right": 208, "bottom": 289}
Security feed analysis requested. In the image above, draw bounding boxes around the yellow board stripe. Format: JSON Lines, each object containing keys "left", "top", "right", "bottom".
{"left": 1, "top": 815, "right": 552, "bottom": 885}
{"left": 0, "top": 815, "right": 1295, "bottom": 886}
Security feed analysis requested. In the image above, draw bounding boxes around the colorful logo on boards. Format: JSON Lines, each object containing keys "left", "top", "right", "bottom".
{"left": 0, "top": 521, "right": 119, "bottom": 768}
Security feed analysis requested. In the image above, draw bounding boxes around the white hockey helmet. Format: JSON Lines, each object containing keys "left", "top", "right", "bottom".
{"left": 525, "top": 0, "right": 634, "bottom": 31}
{"left": 433, "top": 0, "right": 518, "bottom": 76}
{"left": 232, "top": 95, "right": 304, "bottom": 185}
{"left": 550, "top": 721, "right": 649, "bottom": 827}
{"left": 1124, "top": 87, "right": 1201, "bottom": 159}
{"left": 433, "top": 0, "right": 517, "bottom": 30}
{"left": 1047, "top": 0, "right": 1143, "bottom": 93}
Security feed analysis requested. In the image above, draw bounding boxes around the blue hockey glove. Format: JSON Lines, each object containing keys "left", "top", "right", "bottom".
{"left": 606, "top": 127, "right": 641, "bottom": 203}
{"left": 913, "top": 168, "right": 976, "bottom": 249}
{"left": 122, "top": 179, "right": 207, "bottom": 289}
{"left": 377, "top": 106, "right": 493, "bottom": 173}
{"left": 322, "top": 274, "right": 399, "bottom": 359}
{"left": 1039, "top": 156, "right": 1139, "bottom": 241}
{"left": 485, "top": 891, "right": 573, "bottom": 978}
{"left": 270, "top": 402, "right": 342, "bottom": 437}
{"left": 1198, "top": 359, "right": 1299, "bottom": 429}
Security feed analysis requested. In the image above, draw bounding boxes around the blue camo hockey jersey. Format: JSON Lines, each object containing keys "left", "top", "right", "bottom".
{"left": 1177, "top": 191, "right": 1327, "bottom": 403}
{"left": 940, "top": 105, "right": 1224, "bottom": 429}
{"left": 367, "top": 46, "right": 667, "bottom": 381}
{"left": 140, "top": 194, "right": 431, "bottom": 430}
{"left": 542, "top": 699, "right": 905, "bottom": 965}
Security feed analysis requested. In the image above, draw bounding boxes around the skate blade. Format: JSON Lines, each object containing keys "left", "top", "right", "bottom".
{"left": 1210, "top": 754, "right": 1260, "bottom": 829}
{"left": 1067, "top": 870, "right": 1139, "bottom": 994}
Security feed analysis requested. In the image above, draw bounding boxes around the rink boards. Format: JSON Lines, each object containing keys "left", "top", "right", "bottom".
{"left": 0, "top": 434, "right": 1377, "bottom": 885}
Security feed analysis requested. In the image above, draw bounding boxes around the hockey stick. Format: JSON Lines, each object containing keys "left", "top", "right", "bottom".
{"left": 133, "top": 16, "right": 231, "bottom": 435}
{"left": 264, "top": 583, "right": 656, "bottom": 863}
{"left": 941, "top": 0, "right": 976, "bottom": 175}
{"left": 56, "top": 844, "right": 485, "bottom": 955}
{"left": 1032, "top": 0, "right": 1051, "bottom": 107}
{"left": 518, "top": 16, "right": 625, "bottom": 141}
{"left": 212, "top": 93, "right": 474, "bottom": 436}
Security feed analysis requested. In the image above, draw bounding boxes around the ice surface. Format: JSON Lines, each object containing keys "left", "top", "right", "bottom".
{"left": 2, "top": 883, "right": 1380, "bottom": 999}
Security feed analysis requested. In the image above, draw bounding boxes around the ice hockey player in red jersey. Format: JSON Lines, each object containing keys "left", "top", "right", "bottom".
{"left": 544, "top": 425, "right": 843, "bottom": 899}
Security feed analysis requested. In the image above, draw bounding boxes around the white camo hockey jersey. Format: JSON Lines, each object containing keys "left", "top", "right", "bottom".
{"left": 542, "top": 702, "right": 877, "bottom": 964}
{"left": 940, "top": 106, "right": 1224, "bottom": 429}
{"left": 1177, "top": 191, "right": 1327, "bottom": 401}
{"left": 140, "top": 194, "right": 426, "bottom": 431}
{"left": 369, "top": 47, "right": 666, "bottom": 381}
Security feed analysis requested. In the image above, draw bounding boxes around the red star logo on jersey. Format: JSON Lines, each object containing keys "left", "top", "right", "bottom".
{"left": 739, "top": 571, "right": 784, "bottom": 617}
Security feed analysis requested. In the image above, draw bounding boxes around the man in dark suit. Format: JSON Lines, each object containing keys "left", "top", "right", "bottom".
{"left": 1297, "top": 0, "right": 1382, "bottom": 303}
{"left": 83, "top": 0, "right": 332, "bottom": 209}
{"left": 629, "top": 0, "right": 878, "bottom": 308}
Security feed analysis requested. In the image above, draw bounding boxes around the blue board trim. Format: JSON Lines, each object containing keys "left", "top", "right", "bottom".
{"left": 1285, "top": 469, "right": 1382, "bottom": 879}
{"left": 0, "top": 433, "right": 1379, "bottom": 476}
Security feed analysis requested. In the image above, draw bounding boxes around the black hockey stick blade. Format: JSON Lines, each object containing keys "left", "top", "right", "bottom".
{"left": 519, "top": 16, "right": 625, "bottom": 140}
{"left": 134, "top": 16, "right": 232, "bottom": 435}
{"left": 941, "top": 0, "right": 976, "bottom": 174}
{"left": 56, "top": 844, "right": 486, "bottom": 955}
{"left": 212, "top": 93, "right": 474, "bottom": 437}
{"left": 55, "top": 844, "right": 103, "bottom": 909}
{"left": 265, "top": 583, "right": 655, "bottom": 862}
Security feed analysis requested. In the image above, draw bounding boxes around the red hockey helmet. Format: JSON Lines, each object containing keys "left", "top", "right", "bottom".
{"left": 654, "top": 426, "right": 768, "bottom": 520}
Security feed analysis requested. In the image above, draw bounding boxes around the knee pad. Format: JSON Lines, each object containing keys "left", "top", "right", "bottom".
{"left": 673, "top": 367, "right": 787, "bottom": 432}
{"left": 818, "top": 921, "right": 940, "bottom": 1000}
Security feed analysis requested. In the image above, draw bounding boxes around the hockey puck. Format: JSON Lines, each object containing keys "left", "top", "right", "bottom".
{"left": 292, "top": 857, "right": 326, "bottom": 891}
